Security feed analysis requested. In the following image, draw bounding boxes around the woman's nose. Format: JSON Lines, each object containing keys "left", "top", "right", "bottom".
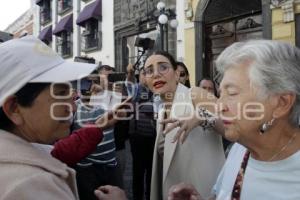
{"left": 152, "top": 67, "right": 161, "bottom": 78}
{"left": 216, "top": 98, "right": 228, "bottom": 114}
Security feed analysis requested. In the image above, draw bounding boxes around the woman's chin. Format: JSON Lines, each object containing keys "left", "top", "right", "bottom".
{"left": 152, "top": 86, "right": 166, "bottom": 94}
{"left": 224, "top": 131, "right": 239, "bottom": 142}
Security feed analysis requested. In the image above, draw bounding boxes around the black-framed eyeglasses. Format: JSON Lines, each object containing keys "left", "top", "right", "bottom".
{"left": 143, "top": 63, "right": 172, "bottom": 78}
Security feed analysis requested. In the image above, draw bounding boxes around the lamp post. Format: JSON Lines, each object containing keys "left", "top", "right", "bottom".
{"left": 156, "top": 2, "right": 178, "bottom": 52}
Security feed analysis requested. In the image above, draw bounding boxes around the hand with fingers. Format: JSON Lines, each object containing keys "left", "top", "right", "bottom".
{"left": 95, "top": 111, "right": 117, "bottom": 130}
{"left": 90, "top": 83, "right": 104, "bottom": 95}
{"left": 94, "top": 185, "right": 127, "bottom": 200}
{"left": 95, "top": 97, "right": 132, "bottom": 129}
{"left": 95, "top": 109, "right": 127, "bottom": 129}
{"left": 168, "top": 183, "right": 203, "bottom": 200}
{"left": 160, "top": 112, "right": 204, "bottom": 144}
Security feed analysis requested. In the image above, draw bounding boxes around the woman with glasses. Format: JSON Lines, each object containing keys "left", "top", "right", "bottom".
{"left": 176, "top": 62, "right": 191, "bottom": 88}
{"left": 139, "top": 51, "right": 225, "bottom": 200}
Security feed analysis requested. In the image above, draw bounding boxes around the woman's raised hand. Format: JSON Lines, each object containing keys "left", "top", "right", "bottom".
{"left": 160, "top": 112, "right": 204, "bottom": 144}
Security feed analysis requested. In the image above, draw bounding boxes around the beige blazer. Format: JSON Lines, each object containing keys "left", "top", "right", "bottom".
{"left": 150, "top": 84, "right": 225, "bottom": 200}
{"left": 0, "top": 129, "right": 79, "bottom": 200}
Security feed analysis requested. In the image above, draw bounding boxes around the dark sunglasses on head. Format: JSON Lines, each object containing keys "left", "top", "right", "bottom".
{"left": 179, "top": 72, "right": 186, "bottom": 77}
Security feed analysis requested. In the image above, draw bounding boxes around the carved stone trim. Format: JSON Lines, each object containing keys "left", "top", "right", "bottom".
{"left": 271, "top": 0, "right": 289, "bottom": 7}
{"left": 5, "top": 8, "right": 35, "bottom": 33}
{"left": 209, "top": 25, "right": 233, "bottom": 39}
{"left": 282, "top": 0, "right": 295, "bottom": 22}
{"left": 271, "top": 0, "right": 295, "bottom": 22}
{"left": 237, "top": 18, "right": 262, "bottom": 30}
{"left": 194, "top": 0, "right": 210, "bottom": 21}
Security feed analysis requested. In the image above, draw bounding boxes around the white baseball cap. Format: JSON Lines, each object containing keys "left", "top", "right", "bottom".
{"left": 0, "top": 36, "right": 98, "bottom": 106}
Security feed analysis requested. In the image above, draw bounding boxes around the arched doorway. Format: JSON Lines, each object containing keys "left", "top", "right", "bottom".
{"left": 194, "top": 0, "right": 272, "bottom": 83}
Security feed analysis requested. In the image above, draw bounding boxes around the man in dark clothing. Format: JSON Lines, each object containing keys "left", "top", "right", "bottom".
{"left": 126, "top": 64, "right": 158, "bottom": 200}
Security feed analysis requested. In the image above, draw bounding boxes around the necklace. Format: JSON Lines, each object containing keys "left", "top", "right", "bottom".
{"left": 268, "top": 132, "right": 298, "bottom": 161}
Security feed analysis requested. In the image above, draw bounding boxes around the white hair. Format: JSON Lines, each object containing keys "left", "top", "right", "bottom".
{"left": 216, "top": 40, "right": 300, "bottom": 127}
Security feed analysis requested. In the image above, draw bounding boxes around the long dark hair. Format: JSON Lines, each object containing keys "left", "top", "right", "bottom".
{"left": 176, "top": 61, "right": 191, "bottom": 88}
{"left": 143, "top": 51, "right": 177, "bottom": 70}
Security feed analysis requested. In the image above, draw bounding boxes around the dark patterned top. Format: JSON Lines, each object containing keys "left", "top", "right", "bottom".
{"left": 231, "top": 151, "right": 250, "bottom": 200}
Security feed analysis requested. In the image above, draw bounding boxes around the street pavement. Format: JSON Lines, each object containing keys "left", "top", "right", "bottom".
{"left": 124, "top": 140, "right": 133, "bottom": 200}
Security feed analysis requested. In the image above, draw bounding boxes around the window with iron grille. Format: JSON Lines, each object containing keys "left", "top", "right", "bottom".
{"left": 40, "top": 0, "right": 52, "bottom": 25}
{"left": 58, "top": 0, "right": 73, "bottom": 15}
{"left": 56, "top": 31, "right": 73, "bottom": 58}
{"left": 81, "top": 19, "right": 102, "bottom": 52}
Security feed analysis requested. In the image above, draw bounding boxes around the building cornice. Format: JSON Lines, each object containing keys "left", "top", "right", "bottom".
{"left": 5, "top": 7, "right": 35, "bottom": 33}
{"left": 271, "top": 0, "right": 297, "bottom": 22}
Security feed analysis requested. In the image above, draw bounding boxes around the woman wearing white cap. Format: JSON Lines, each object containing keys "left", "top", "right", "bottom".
{"left": 0, "top": 36, "right": 106, "bottom": 200}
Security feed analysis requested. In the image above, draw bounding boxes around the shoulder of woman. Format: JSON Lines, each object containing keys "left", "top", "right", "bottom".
{"left": 2, "top": 172, "right": 76, "bottom": 199}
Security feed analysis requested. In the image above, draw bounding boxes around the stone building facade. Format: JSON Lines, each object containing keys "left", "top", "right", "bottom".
{"left": 183, "top": 0, "right": 300, "bottom": 85}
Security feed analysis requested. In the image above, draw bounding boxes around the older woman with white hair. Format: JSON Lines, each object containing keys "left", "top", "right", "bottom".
{"left": 167, "top": 40, "right": 300, "bottom": 200}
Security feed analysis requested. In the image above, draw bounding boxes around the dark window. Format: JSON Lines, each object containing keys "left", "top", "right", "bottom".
{"left": 40, "top": 0, "right": 52, "bottom": 25}
{"left": 56, "top": 31, "right": 72, "bottom": 58}
{"left": 296, "top": 14, "right": 300, "bottom": 48}
{"left": 81, "top": 19, "right": 102, "bottom": 52}
{"left": 58, "top": 0, "right": 73, "bottom": 15}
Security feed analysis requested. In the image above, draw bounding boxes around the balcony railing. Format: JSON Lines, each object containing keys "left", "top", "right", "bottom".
{"left": 57, "top": 40, "right": 72, "bottom": 58}
{"left": 81, "top": 31, "right": 102, "bottom": 52}
{"left": 58, "top": 0, "right": 73, "bottom": 15}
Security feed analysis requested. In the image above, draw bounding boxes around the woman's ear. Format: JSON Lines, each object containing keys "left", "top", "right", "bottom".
{"left": 2, "top": 96, "right": 24, "bottom": 126}
{"left": 272, "top": 92, "right": 296, "bottom": 119}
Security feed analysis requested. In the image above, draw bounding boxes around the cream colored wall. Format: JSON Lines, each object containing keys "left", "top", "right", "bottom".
{"left": 271, "top": 1, "right": 300, "bottom": 45}
{"left": 296, "top": 3, "right": 300, "bottom": 13}
{"left": 184, "top": 27, "right": 196, "bottom": 86}
{"left": 183, "top": 0, "right": 201, "bottom": 86}
{"left": 272, "top": 8, "right": 295, "bottom": 44}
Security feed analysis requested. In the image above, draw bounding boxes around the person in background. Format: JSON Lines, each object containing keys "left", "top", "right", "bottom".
{"left": 89, "top": 65, "right": 115, "bottom": 97}
{"left": 71, "top": 72, "right": 124, "bottom": 200}
{"left": 126, "top": 63, "right": 157, "bottom": 200}
{"left": 0, "top": 36, "right": 98, "bottom": 200}
{"left": 176, "top": 61, "right": 191, "bottom": 88}
{"left": 97, "top": 65, "right": 129, "bottom": 184}
{"left": 198, "top": 77, "right": 218, "bottom": 97}
{"left": 168, "top": 40, "right": 300, "bottom": 200}
{"left": 198, "top": 77, "right": 231, "bottom": 153}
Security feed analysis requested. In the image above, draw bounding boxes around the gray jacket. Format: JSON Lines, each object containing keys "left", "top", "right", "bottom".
{"left": 0, "top": 130, "right": 79, "bottom": 200}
